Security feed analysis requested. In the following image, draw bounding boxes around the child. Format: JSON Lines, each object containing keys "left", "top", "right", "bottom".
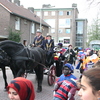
{"left": 53, "top": 63, "right": 78, "bottom": 100}
{"left": 57, "top": 63, "right": 77, "bottom": 82}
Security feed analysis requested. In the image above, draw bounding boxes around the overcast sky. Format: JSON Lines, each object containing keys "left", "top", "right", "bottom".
{"left": 20, "top": 0, "right": 99, "bottom": 25}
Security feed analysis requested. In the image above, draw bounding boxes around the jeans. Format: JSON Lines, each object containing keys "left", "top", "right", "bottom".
{"left": 53, "top": 97, "right": 62, "bottom": 100}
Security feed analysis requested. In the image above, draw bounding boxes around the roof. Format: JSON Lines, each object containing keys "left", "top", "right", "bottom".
{"left": 34, "top": 7, "right": 79, "bottom": 13}
{"left": 0, "top": 0, "right": 50, "bottom": 27}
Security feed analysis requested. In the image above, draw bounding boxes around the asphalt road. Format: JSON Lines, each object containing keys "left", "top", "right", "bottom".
{"left": 0, "top": 68, "right": 81, "bottom": 100}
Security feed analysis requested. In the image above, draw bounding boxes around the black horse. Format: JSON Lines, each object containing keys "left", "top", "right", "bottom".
{"left": 0, "top": 48, "right": 11, "bottom": 90}
{"left": 0, "top": 40, "right": 46, "bottom": 92}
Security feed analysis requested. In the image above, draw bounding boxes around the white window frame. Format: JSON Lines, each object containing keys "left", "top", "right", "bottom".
{"left": 58, "top": 29, "right": 63, "bottom": 33}
{"left": 37, "top": 12, "right": 40, "bottom": 16}
{"left": 31, "top": 23, "right": 35, "bottom": 34}
{"left": 59, "top": 11, "right": 63, "bottom": 16}
{"left": 66, "top": 29, "right": 70, "bottom": 33}
{"left": 67, "top": 11, "right": 71, "bottom": 15}
{"left": 15, "top": 17, "right": 20, "bottom": 30}
{"left": 51, "top": 29, "right": 55, "bottom": 33}
{"left": 51, "top": 11, "right": 55, "bottom": 16}
{"left": 44, "top": 12, "right": 48, "bottom": 16}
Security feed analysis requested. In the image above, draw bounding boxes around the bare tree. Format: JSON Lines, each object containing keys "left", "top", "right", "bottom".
{"left": 86, "top": 0, "right": 100, "bottom": 8}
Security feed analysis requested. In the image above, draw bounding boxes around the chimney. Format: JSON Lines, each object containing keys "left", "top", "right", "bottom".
{"left": 8, "top": 0, "right": 20, "bottom": 6}
{"left": 8, "top": 0, "right": 12, "bottom": 2}
{"left": 28, "top": 7, "right": 34, "bottom": 13}
{"left": 14, "top": 0, "right": 20, "bottom": 6}
{"left": 72, "top": 3, "right": 77, "bottom": 8}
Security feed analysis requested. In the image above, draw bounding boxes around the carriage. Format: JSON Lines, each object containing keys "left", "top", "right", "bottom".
{"left": 24, "top": 48, "right": 64, "bottom": 86}
{"left": 0, "top": 40, "right": 65, "bottom": 92}
{"left": 45, "top": 50, "right": 64, "bottom": 86}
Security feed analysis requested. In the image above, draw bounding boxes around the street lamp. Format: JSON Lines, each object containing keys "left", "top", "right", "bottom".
{"left": 40, "top": 4, "right": 55, "bottom": 32}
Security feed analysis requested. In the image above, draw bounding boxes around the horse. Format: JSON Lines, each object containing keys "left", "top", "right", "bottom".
{"left": 0, "top": 40, "right": 46, "bottom": 92}
{"left": 0, "top": 48, "right": 11, "bottom": 90}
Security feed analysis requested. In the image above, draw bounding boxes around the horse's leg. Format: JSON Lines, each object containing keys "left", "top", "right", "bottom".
{"left": 1, "top": 66, "right": 8, "bottom": 91}
{"left": 10, "top": 65, "right": 17, "bottom": 78}
{"left": 34, "top": 65, "right": 44, "bottom": 93}
{"left": 16, "top": 68, "right": 25, "bottom": 77}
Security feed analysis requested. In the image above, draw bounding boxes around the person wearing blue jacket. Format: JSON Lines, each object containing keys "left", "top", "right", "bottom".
{"left": 53, "top": 63, "right": 78, "bottom": 100}
{"left": 57, "top": 63, "right": 77, "bottom": 82}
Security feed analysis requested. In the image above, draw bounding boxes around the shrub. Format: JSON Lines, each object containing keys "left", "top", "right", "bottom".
{"left": 8, "top": 29, "right": 22, "bottom": 42}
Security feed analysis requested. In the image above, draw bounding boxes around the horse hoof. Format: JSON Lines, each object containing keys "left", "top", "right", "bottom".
{"left": 4, "top": 88, "right": 7, "bottom": 92}
{"left": 36, "top": 87, "right": 42, "bottom": 93}
{"left": 36, "top": 89, "right": 42, "bottom": 93}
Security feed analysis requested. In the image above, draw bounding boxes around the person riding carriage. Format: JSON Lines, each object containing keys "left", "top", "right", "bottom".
{"left": 32, "top": 30, "right": 45, "bottom": 49}
{"left": 43, "top": 34, "right": 54, "bottom": 67}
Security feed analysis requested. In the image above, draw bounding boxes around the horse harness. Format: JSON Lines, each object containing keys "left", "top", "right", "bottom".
{"left": 0, "top": 47, "right": 46, "bottom": 68}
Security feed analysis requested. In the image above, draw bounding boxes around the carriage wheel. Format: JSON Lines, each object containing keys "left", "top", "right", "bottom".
{"left": 47, "top": 65, "right": 56, "bottom": 86}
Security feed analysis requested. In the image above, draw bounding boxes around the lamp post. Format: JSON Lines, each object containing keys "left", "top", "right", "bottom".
{"left": 40, "top": 8, "right": 42, "bottom": 32}
{"left": 40, "top": 4, "right": 55, "bottom": 32}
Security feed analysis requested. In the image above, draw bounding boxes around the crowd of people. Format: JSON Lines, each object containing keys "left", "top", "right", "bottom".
{"left": 5, "top": 30, "right": 100, "bottom": 100}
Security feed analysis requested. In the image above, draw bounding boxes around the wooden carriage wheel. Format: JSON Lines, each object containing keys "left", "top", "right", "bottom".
{"left": 47, "top": 64, "right": 56, "bottom": 86}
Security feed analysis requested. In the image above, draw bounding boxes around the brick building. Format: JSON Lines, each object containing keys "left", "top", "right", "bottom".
{"left": 0, "top": 0, "right": 50, "bottom": 44}
{"left": 34, "top": 4, "right": 87, "bottom": 48}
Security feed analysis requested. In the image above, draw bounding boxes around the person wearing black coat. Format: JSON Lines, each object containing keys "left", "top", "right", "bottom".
{"left": 64, "top": 44, "right": 76, "bottom": 64}
{"left": 32, "top": 30, "right": 44, "bottom": 49}
{"left": 43, "top": 34, "right": 54, "bottom": 67}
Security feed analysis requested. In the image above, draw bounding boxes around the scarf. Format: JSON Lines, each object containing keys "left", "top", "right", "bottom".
{"left": 7, "top": 77, "right": 35, "bottom": 100}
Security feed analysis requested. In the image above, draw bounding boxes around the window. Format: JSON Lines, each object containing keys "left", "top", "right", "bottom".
{"left": 67, "top": 11, "right": 71, "bottom": 15}
{"left": 58, "top": 29, "right": 63, "bottom": 33}
{"left": 59, "top": 40, "right": 63, "bottom": 43}
{"left": 51, "top": 11, "right": 55, "bottom": 16}
{"left": 76, "top": 21, "right": 83, "bottom": 34}
{"left": 59, "top": 11, "right": 63, "bottom": 16}
{"left": 31, "top": 23, "right": 35, "bottom": 34}
{"left": 37, "top": 12, "right": 40, "bottom": 16}
{"left": 12, "top": 0, "right": 14, "bottom": 3}
{"left": 51, "top": 29, "right": 55, "bottom": 33}
{"left": 64, "top": 39, "right": 70, "bottom": 44}
{"left": 59, "top": 19, "right": 70, "bottom": 28}
{"left": 44, "top": 12, "right": 48, "bottom": 16}
{"left": 66, "top": 29, "right": 70, "bottom": 33}
{"left": 24, "top": 19, "right": 27, "bottom": 25}
{"left": 15, "top": 17, "right": 20, "bottom": 30}
{"left": 44, "top": 19, "right": 55, "bottom": 28}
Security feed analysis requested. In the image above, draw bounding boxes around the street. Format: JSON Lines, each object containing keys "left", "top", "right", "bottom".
{"left": 0, "top": 68, "right": 81, "bottom": 100}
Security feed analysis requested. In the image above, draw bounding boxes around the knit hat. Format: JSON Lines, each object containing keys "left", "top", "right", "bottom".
{"left": 63, "top": 63, "right": 74, "bottom": 73}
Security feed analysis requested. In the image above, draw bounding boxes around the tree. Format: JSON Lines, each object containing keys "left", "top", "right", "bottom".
{"left": 8, "top": 28, "right": 22, "bottom": 42}
{"left": 86, "top": 0, "right": 100, "bottom": 6}
{"left": 86, "top": 0, "right": 100, "bottom": 10}
{"left": 87, "top": 16, "right": 100, "bottom": 44}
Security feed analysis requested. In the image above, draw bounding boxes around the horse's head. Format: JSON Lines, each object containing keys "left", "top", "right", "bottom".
{"left": 0, "top": 48, "right": 10, "bottom": 65}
